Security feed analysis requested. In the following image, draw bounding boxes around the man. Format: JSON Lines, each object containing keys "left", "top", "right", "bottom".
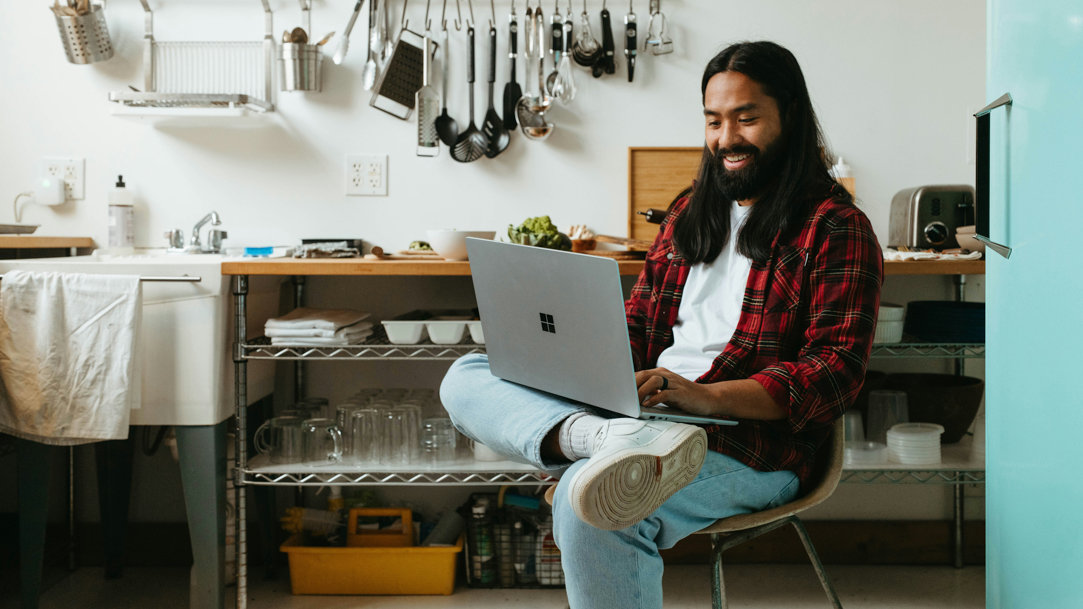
{"left": 440, "top": 40, "right": 882, "bottom": 608}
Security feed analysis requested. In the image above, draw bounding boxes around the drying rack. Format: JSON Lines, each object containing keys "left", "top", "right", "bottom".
{"left": 108, "top": 0, "right": 276, "bottom": 120}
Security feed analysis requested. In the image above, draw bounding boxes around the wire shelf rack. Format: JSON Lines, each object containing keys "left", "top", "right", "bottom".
{"left": 870, "top": 342, "right": 985, "bottom": 358}
{"left": 242, "top": 328, "right": 485, "bottom": 361}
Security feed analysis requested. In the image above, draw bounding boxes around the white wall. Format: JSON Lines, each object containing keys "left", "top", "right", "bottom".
{"left": 2, "top": 0, "right": 983, "bottom": 250}
{"left": 0, "top": 0, "right": 986, "bottom": 523}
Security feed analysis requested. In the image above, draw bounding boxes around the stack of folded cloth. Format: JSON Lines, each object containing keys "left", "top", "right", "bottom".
{"left": 265, "top": 308, "right": 373, "bottom": 346}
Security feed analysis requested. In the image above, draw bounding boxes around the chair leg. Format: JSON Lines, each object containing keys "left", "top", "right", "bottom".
{"left": 709, "top": 533, "right": 728, "bottom": 609}
{"left": 789, "top": 518, "right": 843, "bottom": 609}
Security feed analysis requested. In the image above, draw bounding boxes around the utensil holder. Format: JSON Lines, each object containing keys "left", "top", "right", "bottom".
{"left": 54, "top": 4, "right": 114, "bottom": 64}
{"left": 280, "top": 42, "right": 322, "bottom": 92}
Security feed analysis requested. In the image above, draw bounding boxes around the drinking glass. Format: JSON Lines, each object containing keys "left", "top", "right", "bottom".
{"left": 349, "top": 407, "right": 383, "bottom": 464}
{"left": 301, "top": 417, "right": 343, "bottom": 464}
{"left": 380, "top": 408, "right": 411, "bottom": 465}
{"left": 253, "top": 415, "right": 305, "bottom": 464}
{"left": 421, "top": 417, "right": 458, "bottom": 465}
{"left": 866, "top": 390, "right": 909, "bottom": 444}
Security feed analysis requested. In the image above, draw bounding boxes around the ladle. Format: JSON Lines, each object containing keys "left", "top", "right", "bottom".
{"left": 515, "top": 3, "right": 554, "bottom": 140}
{"left": 434, "top": 0, "right": 460, "bottom": 146}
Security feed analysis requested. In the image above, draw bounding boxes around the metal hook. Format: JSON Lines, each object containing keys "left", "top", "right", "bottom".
{"left": 466, "top": 0, "right": 475, "bottom": 28}
{"left": 425, "top": 0, "right": 433, "bottom": 32}
{"left": 401, "top": 0, "right": 411, "bottom": 30}
{"left": 454, "top": 0, "right": 463, "bottom": 29}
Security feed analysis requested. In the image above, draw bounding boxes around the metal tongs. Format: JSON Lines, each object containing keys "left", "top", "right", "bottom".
{"left": 644, "top": 0, "right": 673, "bottom": 55}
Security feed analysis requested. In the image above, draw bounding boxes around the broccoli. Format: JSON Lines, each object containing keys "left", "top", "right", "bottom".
{"left": 507, "top": 216, "right": 572, "bottom": 251}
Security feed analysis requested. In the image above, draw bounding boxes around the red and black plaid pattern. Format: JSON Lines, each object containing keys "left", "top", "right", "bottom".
{"left": 625, "top": 193, "right": 883, "bottom": 487}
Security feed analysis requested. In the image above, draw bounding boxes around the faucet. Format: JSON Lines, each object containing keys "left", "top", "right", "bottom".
{"left": 188, "top": 211, "right": 227, "bottom": 253}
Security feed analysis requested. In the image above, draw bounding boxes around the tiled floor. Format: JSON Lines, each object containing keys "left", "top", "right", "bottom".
{"left": 1, "top": 563, "right": 984, "bottom": 608}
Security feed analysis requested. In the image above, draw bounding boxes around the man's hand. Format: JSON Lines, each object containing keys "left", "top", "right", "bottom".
{"left": 635, "top": 368, "right": 722, "bottom": 416}
{"left": 635, "top": 368, "right": 789, "bottom": 421}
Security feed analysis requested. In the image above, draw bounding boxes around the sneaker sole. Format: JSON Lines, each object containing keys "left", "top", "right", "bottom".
{"left": 567, "top": 425, "right": 708, "bottom": 530}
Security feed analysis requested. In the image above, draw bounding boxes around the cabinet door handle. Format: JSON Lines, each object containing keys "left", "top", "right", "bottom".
{"left": 974, "top": 92, "right": 1013, "bottom": 259}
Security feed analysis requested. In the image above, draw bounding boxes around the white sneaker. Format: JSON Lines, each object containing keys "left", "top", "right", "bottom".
{"left": 565, "top": 419, "right": 708, "bottom": 530}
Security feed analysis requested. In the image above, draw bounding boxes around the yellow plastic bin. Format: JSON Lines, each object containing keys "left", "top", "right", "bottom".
{"left": 280, "top": 534, "right": 463, "bottom": 595}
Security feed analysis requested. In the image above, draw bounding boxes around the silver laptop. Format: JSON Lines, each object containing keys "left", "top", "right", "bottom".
{"left": 466, "top": 238, "right": 737, "bottom": 426}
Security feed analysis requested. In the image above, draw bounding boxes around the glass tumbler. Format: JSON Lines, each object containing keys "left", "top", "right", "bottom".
{"left": 335, "top": 401, "right": 365, "bottom": 458}
{"left": 866, "top": 390, "right": 909, "bottom": 444}
{"left": 380, "top": 408, "right": 411, "bottom": 465}
{"left": 349, "top": 407, "right": 383, "bottom": 464}
{"left": 301, "top": 417, "right": 344, "bottom": 464}
{"left": 253, "top": 415, "right": 305, "bottom": 464}
{"left": 421, "top": 417, "right": 459, "bottom": 465}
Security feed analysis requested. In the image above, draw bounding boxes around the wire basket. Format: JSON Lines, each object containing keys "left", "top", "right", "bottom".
{"left": 54, "top": 3, "right": 114, "bottom": 64}
{"left": 463, "top": 493, "right": 565, "bottom": 589}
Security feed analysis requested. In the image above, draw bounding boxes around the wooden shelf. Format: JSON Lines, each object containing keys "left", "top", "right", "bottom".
{"left": 883, "top": 259, "right": 984, "bottom": 276}
{"left": 0, "top": 236, "right": 95, "bottom": 250}
{"left": 221, "top": 257, "right": 647, "bottom": 277}
{"left": 223, "top": 257, "right": 983, "bottom": 277}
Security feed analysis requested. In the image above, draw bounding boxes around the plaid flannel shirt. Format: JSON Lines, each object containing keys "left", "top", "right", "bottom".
{"left": 626, "top": 192, "right": 883, "bottom": 487}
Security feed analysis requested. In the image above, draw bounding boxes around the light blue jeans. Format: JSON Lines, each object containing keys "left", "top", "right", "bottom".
{"left": 440, "top": 354, "right": 800, "bottom": 609}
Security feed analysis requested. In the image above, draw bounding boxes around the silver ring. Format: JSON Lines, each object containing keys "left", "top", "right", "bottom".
{"left": 659, "top": 376, "right": 668, "bottom": 391}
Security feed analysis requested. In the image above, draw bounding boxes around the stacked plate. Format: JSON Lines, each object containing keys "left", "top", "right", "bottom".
{"left": 886, "top": 423, "right": 944, "bottom": 465}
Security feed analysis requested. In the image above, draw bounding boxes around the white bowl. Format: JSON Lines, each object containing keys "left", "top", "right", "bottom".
{"left": 382, "top": 320, "right": 427, "bottom": 344}
{"left": 873, "top": 319, "right": 904, "bottom": 344}
{"left": 425, "top": 320, "right": 468, "bottom": 344}
{"left": 878, "top": 303, "right": 905, "bottom": 322}
{"left": 467, "top": 320, "right": 485, "bottom": 344}
{"left": 425, "top": 230, "right": 496, "bottom": 261}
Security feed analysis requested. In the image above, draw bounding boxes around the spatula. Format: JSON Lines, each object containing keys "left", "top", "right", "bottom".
{"left": 451, "top": 25, "right": 489, "bottom": 162}
{"left": 502, "top": 3, "right": 521, "bottom": 129}
{"left": 482, "top": 25, "right": 510, "bottom": 157}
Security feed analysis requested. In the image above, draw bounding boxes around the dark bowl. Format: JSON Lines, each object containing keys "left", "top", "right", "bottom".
{"left": 881, "top": 373, "right": 984, "bottom": 443}
{"left": 904, "top": 301, "right": 985, "bottom": 343}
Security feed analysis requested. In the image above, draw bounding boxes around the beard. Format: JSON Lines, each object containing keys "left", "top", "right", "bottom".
{"left": 711, "top": 137, "right": 785, "bottom": 201}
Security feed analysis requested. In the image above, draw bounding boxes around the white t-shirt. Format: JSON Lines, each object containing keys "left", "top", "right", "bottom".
{"left": 655, "top": 201, "right": 753, "bottom": 381}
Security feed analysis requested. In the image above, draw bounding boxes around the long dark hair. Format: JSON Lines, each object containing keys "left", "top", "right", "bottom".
{"left": 673, "top": 41, "right": 849, "bottom": 263}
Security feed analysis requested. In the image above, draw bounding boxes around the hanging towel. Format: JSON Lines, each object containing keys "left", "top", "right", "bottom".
{"left": 0, "top": 270, "right": 142, "bottom": 445}
{"left": 265, "top": 307, "right": 370, "bottom": 332}
{"left": 265, "top": 321, "right": 374, "bottom": 338}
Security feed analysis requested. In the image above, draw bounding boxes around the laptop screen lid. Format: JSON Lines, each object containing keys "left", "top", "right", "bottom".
{"left": 466, "top": 238, "right": 643, "bottom": 417}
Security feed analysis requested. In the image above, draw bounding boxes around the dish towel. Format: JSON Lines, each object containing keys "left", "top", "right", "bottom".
{"left": 265, "top": 307, "right": 371, "bottom": 332}
{"left": 265, "top": 321, "right": 374, "bottom": 339}
{"left": 0, "top": 270, "right": 142, "bottom": 445}
{"left": 269, "top": 327, "right": 374, "bottom": 346}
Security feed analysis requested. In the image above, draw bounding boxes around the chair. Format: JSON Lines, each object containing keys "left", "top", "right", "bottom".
{"left": 695, "top": 418, "right": 846, "bottom": 609}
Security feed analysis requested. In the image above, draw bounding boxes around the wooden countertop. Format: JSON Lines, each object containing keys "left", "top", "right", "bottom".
{"left": 0, "top": 236, "right": 95, "bottom": 249}
{"left": 222, "top": 257, "right": 984, "bottom": 277}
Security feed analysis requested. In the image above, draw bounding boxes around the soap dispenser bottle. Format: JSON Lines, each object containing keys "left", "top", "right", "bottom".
{"left": 108, "top": 175, "right": 135, "bottom": 252}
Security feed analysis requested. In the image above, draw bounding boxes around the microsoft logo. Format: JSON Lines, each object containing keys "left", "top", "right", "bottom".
{"left": 539, "top": 312, "right": 556, "bottom": 334}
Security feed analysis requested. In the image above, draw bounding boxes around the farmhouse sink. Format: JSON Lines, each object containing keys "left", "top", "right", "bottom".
{"left": 0, "top": 249, "right": 278, "bottom": 425}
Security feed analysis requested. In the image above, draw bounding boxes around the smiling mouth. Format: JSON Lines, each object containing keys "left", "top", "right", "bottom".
{"left": 722, "top": 152, "right": 753, "bottom": 169}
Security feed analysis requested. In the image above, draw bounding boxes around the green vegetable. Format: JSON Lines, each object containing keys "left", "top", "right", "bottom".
{"left": 408, "top": 240, "right": 433, "bottom": 251}
{"left": 507, "top": 215, "right": 572, "bottom": 250}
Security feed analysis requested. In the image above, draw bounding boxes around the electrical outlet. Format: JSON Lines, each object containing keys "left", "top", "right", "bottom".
{"left": 39, "top": 157, "right": 85, "bottom": 200}
{"left": 346, "top": 154, "right": 388, "bottom": 196}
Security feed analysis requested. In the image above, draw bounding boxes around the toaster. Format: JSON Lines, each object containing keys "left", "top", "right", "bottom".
{"left": 888, "top": 185, "right": 976, "bottom": 249}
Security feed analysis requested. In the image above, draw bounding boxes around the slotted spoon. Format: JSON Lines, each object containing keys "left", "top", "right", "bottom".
{"left": 451, "top": 25, "right": 489, "bottom": 162}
